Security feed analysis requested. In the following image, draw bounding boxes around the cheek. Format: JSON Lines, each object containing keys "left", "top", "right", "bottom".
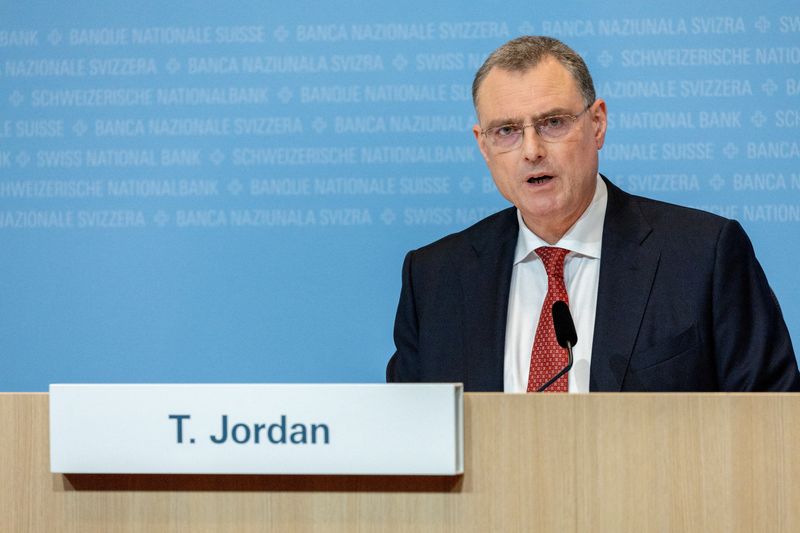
{"left": 488, "top": 160, "right": 515, "bottom": 186}
{"left": 561, "top": 145, "right": 595, "bottom": 174}
{"left": 492, "top": 172, "right": 518, "bottom": 203}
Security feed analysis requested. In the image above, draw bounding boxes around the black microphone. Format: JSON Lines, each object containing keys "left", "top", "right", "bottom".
{"left": 536, "top": 300, "right": 578, "bottom": 392}
{"left": 552, "top": 300, "right": 578, "bottom": 349}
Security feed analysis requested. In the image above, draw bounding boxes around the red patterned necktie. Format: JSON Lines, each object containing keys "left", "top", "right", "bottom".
{"left": 527, "top": 246, "right": 570, "bottom": 393}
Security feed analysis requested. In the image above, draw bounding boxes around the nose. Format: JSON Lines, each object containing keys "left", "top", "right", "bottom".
{"left": 520, "top": 124, "right": 547, "bottom": 162}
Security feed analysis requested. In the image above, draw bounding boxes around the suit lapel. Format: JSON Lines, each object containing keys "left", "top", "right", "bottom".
{"left": 590, "top": 178, "right": 660, "bottom": 391}
{"left": 460, "top": 208, "right": 518, "bottom": 391}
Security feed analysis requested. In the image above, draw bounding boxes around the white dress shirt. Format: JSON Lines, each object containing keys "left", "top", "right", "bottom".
{"left": 503, "top": 175, "right": 608, "bottom": 393}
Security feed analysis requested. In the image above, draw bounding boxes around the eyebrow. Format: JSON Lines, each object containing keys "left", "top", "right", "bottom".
{"left": 482, "top": 107, "right": 577, "bottom": 130}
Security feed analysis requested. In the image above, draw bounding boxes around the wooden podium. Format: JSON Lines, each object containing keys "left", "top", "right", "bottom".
{"left": 2, "top": 393, "right": 799, "bottom": 532}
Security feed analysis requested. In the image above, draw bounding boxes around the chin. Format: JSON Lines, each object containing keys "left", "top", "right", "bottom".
{"left": 523, "top": 197, "right": 563, "bottom": 217}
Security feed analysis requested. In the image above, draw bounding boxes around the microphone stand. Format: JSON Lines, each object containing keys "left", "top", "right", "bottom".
{"left": 536, "top": 342, "right": 574, "bottom": 393}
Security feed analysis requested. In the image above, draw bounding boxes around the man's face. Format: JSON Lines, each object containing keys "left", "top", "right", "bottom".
{"left": 472, "top": 58, "right": 607, "bottom": 242}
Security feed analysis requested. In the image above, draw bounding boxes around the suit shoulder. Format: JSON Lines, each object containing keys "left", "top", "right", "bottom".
{"left": 604, "top": 177, "right": 746, "bottom": 255}
{"left": 627, "top": 190, "right": 731, "bottom": 235}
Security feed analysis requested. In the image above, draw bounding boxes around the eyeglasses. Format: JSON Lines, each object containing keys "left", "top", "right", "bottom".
{"left": 480, "top": 105, "right": 591, "bottom": 153}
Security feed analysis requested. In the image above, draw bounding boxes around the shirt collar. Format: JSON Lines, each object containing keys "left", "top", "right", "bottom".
{"left": 513, "top": 174, "right": 607, "bottom": 265}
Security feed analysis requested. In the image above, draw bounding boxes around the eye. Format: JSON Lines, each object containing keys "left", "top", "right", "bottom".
{"left": 493, "top": 124, "right": 520, "bottom": 138}
{"left": 541, "top": 116, "right": 565, "bottom": 128}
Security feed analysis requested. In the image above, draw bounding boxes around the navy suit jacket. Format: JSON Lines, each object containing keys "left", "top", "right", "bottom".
{"left": 386, "top": 177, "right": 800, "bottom": 392}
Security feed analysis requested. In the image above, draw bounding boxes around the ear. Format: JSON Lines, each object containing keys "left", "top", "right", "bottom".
{"left": 591, "top": 99, "right": 608, "bottom": 150}
{"left": 473, "top": 122, "right": 490, "bottom": 163}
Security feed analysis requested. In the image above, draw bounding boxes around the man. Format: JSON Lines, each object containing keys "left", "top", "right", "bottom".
{"left": 386, "top": 36, "right": 800, "bottom": 392}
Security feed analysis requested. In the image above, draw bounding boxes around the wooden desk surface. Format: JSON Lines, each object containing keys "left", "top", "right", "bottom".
{"left": 1, "top": 393, "right": 798, "bottom": 532}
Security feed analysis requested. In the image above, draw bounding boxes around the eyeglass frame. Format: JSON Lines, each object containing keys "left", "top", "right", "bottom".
{"left": 479, "top": 102, "right": 594, "bottom": 153}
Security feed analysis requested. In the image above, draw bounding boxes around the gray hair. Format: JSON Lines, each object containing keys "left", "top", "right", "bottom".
{"left": 472, "top": 36, "right": 596, "bottom": 109}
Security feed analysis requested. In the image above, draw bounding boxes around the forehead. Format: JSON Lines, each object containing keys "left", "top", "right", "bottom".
{"left": 475, "top": 58, "right": 583, "bottom": 121}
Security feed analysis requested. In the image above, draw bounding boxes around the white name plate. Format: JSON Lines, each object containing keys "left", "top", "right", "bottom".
{"left": 50, "top": 383, "right": 463, "bottom": 475}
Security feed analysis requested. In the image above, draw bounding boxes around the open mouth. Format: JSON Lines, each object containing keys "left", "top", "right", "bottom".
{"left": 527, "top": 175, "right": 553, "bottom": 184}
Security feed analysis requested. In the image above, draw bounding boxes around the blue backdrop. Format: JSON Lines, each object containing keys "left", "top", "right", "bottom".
{"left": 2, "top": 1, "right": 798, "bottom": 390}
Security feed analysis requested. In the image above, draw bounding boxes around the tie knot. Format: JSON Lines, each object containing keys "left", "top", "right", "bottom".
{"left": 535, "top": 246, "right": 569, "bottom": 279}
